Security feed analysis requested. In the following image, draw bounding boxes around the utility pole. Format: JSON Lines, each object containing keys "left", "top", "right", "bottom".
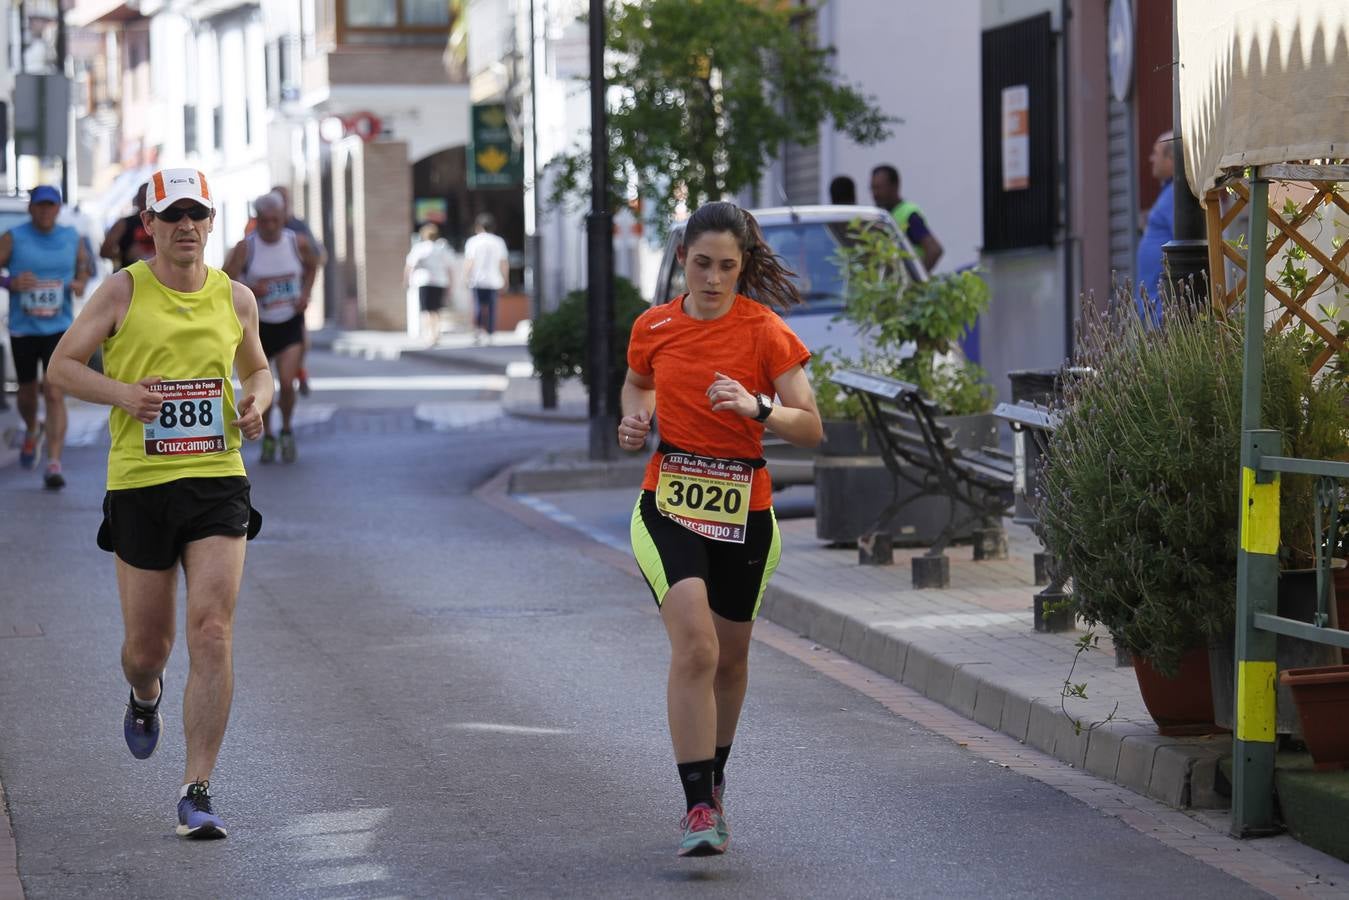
{"left": 56, "top": 0, "right": 68, "bottom": 199}
{"left": 585, "top": 0, "right": 614, "bottom": 460}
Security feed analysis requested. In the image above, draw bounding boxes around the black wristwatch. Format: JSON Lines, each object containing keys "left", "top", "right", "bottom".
{"left": 753, "top": 392, "right": 773, "bottom": 422}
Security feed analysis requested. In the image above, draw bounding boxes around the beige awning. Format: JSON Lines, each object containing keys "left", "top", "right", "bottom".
{"left": 1178, "top": 0, "right": 1349, "bottom": 196}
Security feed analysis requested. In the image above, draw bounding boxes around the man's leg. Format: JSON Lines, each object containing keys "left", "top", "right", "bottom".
{"left": 180, "top": 534, "right": 244, "bottom": 784}
{"left": 273, "top": 343, "right": 302, "bottom": 433}
{"left": 15, "top": 380, "right": 39, "bottom": 435}
{"left": 41, "top": 379, "right": 66, "bottom": 466}
{"left": 116, "top": 557, "right": 177, "bottom": 705}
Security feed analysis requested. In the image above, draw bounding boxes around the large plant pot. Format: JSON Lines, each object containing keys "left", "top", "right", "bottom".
{"left": 1209, "top": 568, "right": 1343, "bottom": 734}
{"left": 1279, "top": 665, "right": 1349, "bottom": 770}
{"left": 814, "top": 413, "right": 999, "bottom": 547}
{"left": 1133, "top": 645, "right": 1224, "bottom": 736}
{"left": 1333, "top": 564, "right": 1349, "bottom": 664}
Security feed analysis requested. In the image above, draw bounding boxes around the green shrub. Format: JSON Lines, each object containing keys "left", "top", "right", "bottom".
{"left": 527, "top": 276, "right": 648, "bottom": 392}
{"left": 1038, "top": 310, "right": 1349, "bottom": 676}
{"left": 826, "top": 220, "right": 994, "bottom": 417}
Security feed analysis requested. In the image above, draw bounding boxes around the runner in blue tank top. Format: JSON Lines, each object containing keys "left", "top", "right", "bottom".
{"left": 0, "top": 185, "right": 91, "bottom": 488}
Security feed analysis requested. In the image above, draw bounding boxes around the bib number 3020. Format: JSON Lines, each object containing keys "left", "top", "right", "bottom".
{"left": 655, "top": 452, "right": 753, "bottom": 544}
{"left": 143, "top": 378, "right": 228, "bottom": 456}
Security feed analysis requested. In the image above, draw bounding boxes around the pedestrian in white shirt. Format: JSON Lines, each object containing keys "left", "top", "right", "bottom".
{"left": 463, "top": 213, "right": 509, "bottom": 344}
{"left": 404, "top": 223, "right": 455, "bottom": 345}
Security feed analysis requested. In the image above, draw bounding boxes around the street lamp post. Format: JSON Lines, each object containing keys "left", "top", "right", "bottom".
{"left": 586, "top": 0, "right": 615, "bottom": 460}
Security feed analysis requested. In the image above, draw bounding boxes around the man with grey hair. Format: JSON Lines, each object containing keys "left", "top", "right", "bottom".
{"left": 223, "top": 191, "right": 318, "bottom": 463}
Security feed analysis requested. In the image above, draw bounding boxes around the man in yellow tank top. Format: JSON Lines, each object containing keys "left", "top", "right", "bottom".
{"left": 48, "top": 167, "right": 273, "bottom": 840}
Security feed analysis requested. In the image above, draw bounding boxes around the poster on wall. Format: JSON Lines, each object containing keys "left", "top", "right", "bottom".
{"left": 1001, "top": 85, "right": 1030, "bottom": 191}
{"left": 415, "top": 198, "right": 448, "bottom": 225}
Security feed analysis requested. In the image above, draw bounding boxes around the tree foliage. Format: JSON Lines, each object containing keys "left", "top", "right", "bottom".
{"left": 549, "top": 0, "right": 893, "bottom": 223}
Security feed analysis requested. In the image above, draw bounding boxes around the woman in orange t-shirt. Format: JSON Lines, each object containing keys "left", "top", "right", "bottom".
{"left": 620, "top": 201, "right": 823, "bottom": 856}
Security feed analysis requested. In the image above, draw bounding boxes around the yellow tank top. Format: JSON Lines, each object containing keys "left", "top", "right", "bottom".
{"left": 103, "top": 261, "right": 247, "bottom": 489}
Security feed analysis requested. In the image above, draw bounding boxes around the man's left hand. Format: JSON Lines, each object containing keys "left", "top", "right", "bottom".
{"left": 232, "top": 393, "right": 264, "bottom": 440}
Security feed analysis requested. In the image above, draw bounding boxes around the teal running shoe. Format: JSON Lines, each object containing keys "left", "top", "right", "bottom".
{"left": 678, "top": 803, "right": 727, "bottom": 857}
{"left": 712, "top": 779, "right": 729, "bottom": 841}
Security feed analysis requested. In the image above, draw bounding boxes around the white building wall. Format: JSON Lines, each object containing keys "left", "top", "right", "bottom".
{"left": 816, "top": 0, "right": 983, "bottom": 273}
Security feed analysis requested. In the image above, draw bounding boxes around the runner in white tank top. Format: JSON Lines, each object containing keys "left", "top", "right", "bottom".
{"left": 223, "top": 191, "right": 318, "bottom": 463}
{"left": 241, "top": 229, "right": 305, "bottom": 324}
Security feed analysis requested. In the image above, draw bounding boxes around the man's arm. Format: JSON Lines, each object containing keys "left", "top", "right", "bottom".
{"left": 295, "top": 234, "right": 319, "bottom": 313}
{"left": 221, "top": 239, "right": 247, "bottom": 280}
{"left": 99, "top": 219, "right": 127, "bottom": 263}
{"left": 230, "top": 281, "right": 273, "bottom": 440}
{"left": 497, "top": 237, "right": 509, "bottom": 286}
{"left": 72, "top": 239, "right": 91, "bottom": 297}
{"left": 920, "top": 234, "right": 943, "bottom": 272}
{"left": 48, "top": 272, "right": 162, "bottom": 422}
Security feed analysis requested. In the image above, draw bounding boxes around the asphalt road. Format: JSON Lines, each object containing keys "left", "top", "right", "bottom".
{"left": 0, "top": 349, "right": 1268, "bottom": 898}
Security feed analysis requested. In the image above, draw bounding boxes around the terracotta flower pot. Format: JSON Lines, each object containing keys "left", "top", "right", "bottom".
{"left": 1280, "top": 665, "right": 1349, "bottom": 770}
{"left": 1333, "top": 565, "right": 1349, "bottom": 664}
{"left": 1133, "top": 645, "right": 1225, "bottom": 736}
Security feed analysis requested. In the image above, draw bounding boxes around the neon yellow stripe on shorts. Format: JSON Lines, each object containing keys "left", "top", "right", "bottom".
{"left": 630, "top": 494, "right": 671, "bottom": 604}
{"left": 750, "top": 510, "right": 782, "bottom": 620}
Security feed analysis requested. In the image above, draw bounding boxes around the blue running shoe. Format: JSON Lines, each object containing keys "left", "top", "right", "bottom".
{"left": 123, "top": 678, "right": 163, "bottom": 760}
{"left": 678, "top": 803, "right": 727, "bottom": 857}
{"left": 18, "top": 423, "right": 42, "bottom": 470}
{"left": 177, "top": 781, "right": 227, "bottom": 839}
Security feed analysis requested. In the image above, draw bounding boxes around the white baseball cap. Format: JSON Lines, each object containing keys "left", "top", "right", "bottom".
{"left": 147, "top": 168, "right": 214, "bottom": 213}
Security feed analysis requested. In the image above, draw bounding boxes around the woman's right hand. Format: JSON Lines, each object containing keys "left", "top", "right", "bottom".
{"left": 617, "top": 409, "right": 651, "bottom": 451}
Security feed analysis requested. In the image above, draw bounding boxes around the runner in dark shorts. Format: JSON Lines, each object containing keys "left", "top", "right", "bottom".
{"left": 617, "top": 201, "right": 823, "bottom": 857}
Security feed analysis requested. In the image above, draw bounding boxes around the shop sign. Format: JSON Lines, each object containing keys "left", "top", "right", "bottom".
{"left": 469, "top": 103, "right": 522, "bottom": 189}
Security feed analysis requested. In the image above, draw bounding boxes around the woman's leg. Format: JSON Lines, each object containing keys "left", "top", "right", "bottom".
{"left": 659, "top": 578, "right": 719, "bottom": 765}
{"left": 712, "top": 613, "right": 754, "bottom": 749}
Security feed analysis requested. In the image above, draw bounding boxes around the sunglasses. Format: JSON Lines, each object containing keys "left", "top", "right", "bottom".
{"left": 154, "top": 205, "right": 211, "bottom": 223}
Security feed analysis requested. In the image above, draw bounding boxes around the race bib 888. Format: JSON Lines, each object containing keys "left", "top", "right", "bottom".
{"left": 143, "top": 378, "right": 227, "bottom": 456}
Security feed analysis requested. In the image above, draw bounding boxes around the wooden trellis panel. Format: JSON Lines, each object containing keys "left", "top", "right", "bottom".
{"left": 1206, "top": 177, "right": 1349, "bottom": 375}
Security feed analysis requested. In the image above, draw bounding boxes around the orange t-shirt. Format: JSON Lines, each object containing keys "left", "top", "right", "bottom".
{"left": 627, "top": 294, "right": 811, "bottom": 510}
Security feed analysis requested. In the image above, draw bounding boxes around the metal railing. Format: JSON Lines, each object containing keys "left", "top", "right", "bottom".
{"left": 1232, "top": 165, "right": 1349, "bottom": 836}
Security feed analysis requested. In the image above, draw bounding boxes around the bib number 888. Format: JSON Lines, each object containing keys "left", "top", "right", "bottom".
{"left": 664, "top": 478, "right": 742, "bottom": 514}
{"left": 159, "top": 400, "right": 215, "bottom": 429}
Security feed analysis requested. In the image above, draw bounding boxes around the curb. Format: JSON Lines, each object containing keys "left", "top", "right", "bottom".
{"left": 0, "top": 779, "right": 20, "bottom": 900}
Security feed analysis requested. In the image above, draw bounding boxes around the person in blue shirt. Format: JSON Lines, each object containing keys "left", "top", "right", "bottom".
{"left": 0, "top": 185, "right": 91, "bottom": 489}
{"left": 1135, "top": 131, "right": 1175, "bottom": 327}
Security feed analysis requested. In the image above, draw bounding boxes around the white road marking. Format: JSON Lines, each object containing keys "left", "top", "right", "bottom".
{"left": 303, "top": 375, "right": 508, "bottom": 392}
{"left": 514, "top": 494, "right": 631, "bottom": 553}
{"left": 446, "top": 722, "right": 573, "bottom": 736}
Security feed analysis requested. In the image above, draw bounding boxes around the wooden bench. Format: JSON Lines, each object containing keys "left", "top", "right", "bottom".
{"left": 831, "top": 369, "right": 1014, "bottom": 588}
{"left": 993, "top": 401, "right": 1071, "bottom": 632}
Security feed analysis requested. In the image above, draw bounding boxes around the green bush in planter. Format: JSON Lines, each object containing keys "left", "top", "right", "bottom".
{"left": 820, "top": 221, "right": 995, "bottom": 419}
{"left": 1038, "top": 310, "right": 1349, "bottom": 677}
{"left": 527, "top": 276, "right": 648, "bottom": 392}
